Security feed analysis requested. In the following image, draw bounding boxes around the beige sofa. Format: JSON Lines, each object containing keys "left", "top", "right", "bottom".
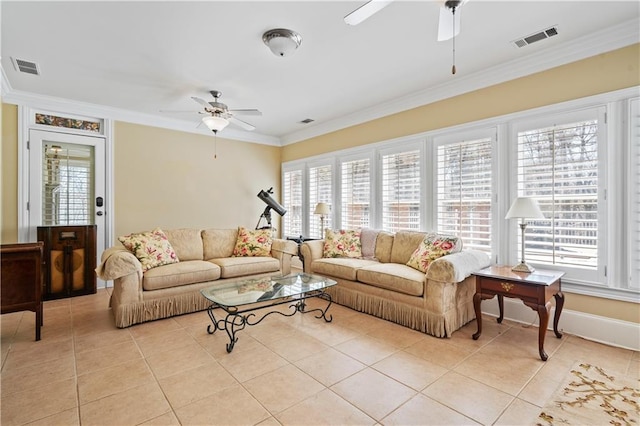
{"left": 300, "top": 230, "right": 490, "bottom": 337}
{"left": 96, "top": 228, "right": 298, "bottom": 328}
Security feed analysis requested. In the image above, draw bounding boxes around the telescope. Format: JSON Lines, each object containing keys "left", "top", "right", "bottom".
{"left": 256, "top": 187, "right": 287, "bottom": 230}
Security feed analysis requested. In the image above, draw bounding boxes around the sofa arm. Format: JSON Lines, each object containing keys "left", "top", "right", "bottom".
{"left": 95, "top": 246, "right": 142, "bottom": 281}
{"left": 300, "top": 240, "right": 325, "bottom": 273}
{"left": 270, "top": 239, "right": 299, "bottom": 275}
{"left": 426, "top": 250, "right": 491, "bottom": 283}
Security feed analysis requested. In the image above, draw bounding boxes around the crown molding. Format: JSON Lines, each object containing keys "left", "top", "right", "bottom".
{"left": 0, "top": 81, "right": 281, "bottom": 146}
{"left": 280, "top": 17, "right": 640, "bottom": 146}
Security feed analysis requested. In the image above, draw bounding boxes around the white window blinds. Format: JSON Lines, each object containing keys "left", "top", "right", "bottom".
{"left": 516, "top": 118, "right": 599, "bottom": 269}
{"left": 629, "top": 98, "right": 640, "bottom": 289}
{"left": 42, "top": 143, "right": 94, "bottom": 225}
{"left": 437, "top": 138, "right": 493, "bottom": 252}
{"left": 309, "top": 164, "right": 332, "bottom": 238}
{"left": 282, "top": 169, "right": 303, "bottom": 238}
{"left": 381, "top": 150, "right": 420, "bottom": 232}
{"left": 341, "top": 158, "right": 370, "bottom": 229}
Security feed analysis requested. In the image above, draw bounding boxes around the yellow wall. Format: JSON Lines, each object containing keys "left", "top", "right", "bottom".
{"left": 113, "top": 121, "right": 282, "bottom": 236}
{"left": 282, "top": 44, "right": 640, "bottom": 162}
{"left": 1, "top": 103, "right": 19, "bottom": 244}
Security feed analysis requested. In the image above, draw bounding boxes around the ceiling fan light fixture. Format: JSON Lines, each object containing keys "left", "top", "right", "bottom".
{"left": 202, "top": 115, "right": 229, "bottom": 132}
{"left": 262, "top": 28, "right": 302, "bottom": 57}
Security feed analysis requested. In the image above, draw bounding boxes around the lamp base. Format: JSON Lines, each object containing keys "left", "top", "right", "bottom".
{"left": 511, "top": 262, "right": 535, "bottom": 273}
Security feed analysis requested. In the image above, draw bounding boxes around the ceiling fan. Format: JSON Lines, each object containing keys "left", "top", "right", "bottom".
{"left": 190, "top": 90, "right": 262, "bottom": 133}
{"left": 344, "top": 0, "right": 468, "bottom": 74}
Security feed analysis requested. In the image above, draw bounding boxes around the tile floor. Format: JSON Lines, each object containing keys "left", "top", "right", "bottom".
{"left": 1, "top": 288, "right": 638, "bottom": 426}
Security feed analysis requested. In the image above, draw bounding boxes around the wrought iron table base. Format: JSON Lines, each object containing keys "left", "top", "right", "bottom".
{"left": 206, "top": 291, "right": 333, "bottom": 353}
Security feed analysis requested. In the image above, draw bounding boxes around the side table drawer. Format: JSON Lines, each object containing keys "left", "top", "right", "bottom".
{"left": 478, "top": 277, "right": 538, "bottom": 299}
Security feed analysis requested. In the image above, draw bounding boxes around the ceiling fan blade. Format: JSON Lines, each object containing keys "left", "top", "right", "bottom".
{"left": 344, "top": 0, "right": 394, "bottom": 26}
{"left": 229, "top": 116, "right": 255, "bottom": 131}
{"left": 437, "top": 4, "right": 462, "bottom": 41}
{"left": 228, "top": 109, "right": 262, "bottom": 116}
{"left": 191, "top": 96, "right": 213, "bottom": 110}
{"left": 159, "top": 109, "right": 200, "bottom": 114}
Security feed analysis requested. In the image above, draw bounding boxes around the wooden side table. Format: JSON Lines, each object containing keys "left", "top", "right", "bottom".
{"left": 472, "top": 265, "right": 565, "bottom": 361}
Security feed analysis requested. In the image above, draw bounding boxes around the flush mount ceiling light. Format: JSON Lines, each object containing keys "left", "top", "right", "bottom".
{"left": 262, "top": 28, "right": 302, "bottom": 57}
{"left": 202, "top": 115, "right": 229, "bottom": 133}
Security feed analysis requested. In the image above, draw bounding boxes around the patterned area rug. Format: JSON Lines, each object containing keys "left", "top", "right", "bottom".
{"left": 535, "top": 362, "right": 640, "bottom": 426}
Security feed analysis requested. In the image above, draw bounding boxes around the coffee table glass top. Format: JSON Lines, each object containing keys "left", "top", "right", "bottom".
{"left": 200, "top": 273, "right": 336, "bottom": 308}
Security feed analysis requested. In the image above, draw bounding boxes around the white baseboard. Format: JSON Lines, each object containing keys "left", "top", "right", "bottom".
{"left": 481, "top": 298, "right": 639, "bottom": 351}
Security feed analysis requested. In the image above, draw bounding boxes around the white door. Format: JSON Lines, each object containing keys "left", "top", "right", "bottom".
{"left": 28, "top": 129, "right": 107, "bottom": 285}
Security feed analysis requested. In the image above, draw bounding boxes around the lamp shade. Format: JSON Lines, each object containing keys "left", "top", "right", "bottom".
{"left": 202, "top": 115, "right": 229, "bottom": 132}
{"left": 262, "top": 28, "right": 302, "bottom": 57}
{"left": 505, "top": 197, "right": 544, "bottom": 220}
{"left": 314, "top": 202, "right": 330, "bottom": 215}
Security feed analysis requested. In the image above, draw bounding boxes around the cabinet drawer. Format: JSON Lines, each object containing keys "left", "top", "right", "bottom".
{"left": 478, "top": 277, "right": 539, "bottom": 299}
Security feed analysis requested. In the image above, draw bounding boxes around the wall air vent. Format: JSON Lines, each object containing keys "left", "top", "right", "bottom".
{"left": 12, "top": 58, "right": 40, "bottom": 75}
{"left": 299, "top": 118, "right": 315, "bottom": 124}
{"left": 512, "top": 26, "right": 559, "bottom": 48}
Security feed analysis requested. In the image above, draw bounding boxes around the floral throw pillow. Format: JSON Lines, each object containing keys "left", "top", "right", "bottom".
{"left": 406, "top": 233, "right": 462, "bottom": 273}
{"left": 232, "top": 227, "right": 272, "bottom": 257}
{"left": 323, "top": 229, "right": 363, "bottom": 258}
{"left": 118, "top": 228, "right": 179, "bottom": 272}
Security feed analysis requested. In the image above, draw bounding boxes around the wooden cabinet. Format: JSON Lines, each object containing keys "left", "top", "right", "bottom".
{"left": 37, "top": 225, "right": 97, "bottom": 300}
{"left": 1, "top": 242, "right": 44, "bottom": 341}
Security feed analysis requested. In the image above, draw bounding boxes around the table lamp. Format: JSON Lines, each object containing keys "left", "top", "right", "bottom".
{"left": 505, "top": 197, "right": 544, "bottom": 273}
{"left": 313, "top": 202, "right": 330, "bottom": 238}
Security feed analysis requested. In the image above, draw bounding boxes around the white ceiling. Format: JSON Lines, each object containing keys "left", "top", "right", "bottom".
{"left": 2, "top": 1, "right": 639, "bottom": 146}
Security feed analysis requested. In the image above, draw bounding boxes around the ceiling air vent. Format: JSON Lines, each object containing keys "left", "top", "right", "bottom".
{"left": 512, "top": 26, "right": 559, "bottom": 48}
{"left": 12, "top": 57, "right": 40, "bottom": 75}
{"left": 299, "top": 118, "right": 315, "bottom": 124}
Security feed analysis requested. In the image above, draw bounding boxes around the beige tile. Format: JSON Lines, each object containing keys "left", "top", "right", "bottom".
{"left": 554, "top": 335, "right": 634, "bottom": 374}
{"left": 127, "top": 317, "right": 182, "bottom": 340}
{"left": 24, "top": 408, "right": 79, "bottom": 426}
{"left": 74, "top": 328, "right": 133, "bottom": 353}
{"left": 453, "top": 345, "right": 545, "bottom": 396}
{"left": 494, "top": 397, "right": 543, "bottom": 426}
{"left": 335, "top": 334, "right": 399, "bottom": 365}
{"left": 338, "top": 310, "right": 390, "bottom": 334}
{"left": 365, "top": 321, "right": 426, "bottom": 349}
{"left": 78, "top": 358, "right": 155, "bottom": 404}
{"left": 372, "top": 350, "right": 448, "bottom": 391}
{"left": 404, "top": 336, "right": 474, "bottom": 369}
{"left": 2, "top": 354, "right": 75, "bottom": 395}
{"left": 256, "top": 416, "right": 282, "bottom": 426}
{"left": 79, "top": 382, "right": 171, "bottom": 426}
{"left": 244, "top": 364, "right": 325, "bottom": 413}
{"left": 1, "top": 377, "right": 77, "bottom": 426}
{"left": 295, "top": 347, "right": 366, "bottom": 386}
{"left": 75, "top": 339, "right": 142, "bottom": 375}
{"left": 2, "top": 338, "right": 74, "bottom": 371}
{"left": 276, "top": 388, "right": 375, "bottom": 425}
{"left": 171, "top": 310, "right": 210, "bottom": 328}
{"left": 518, "top": 374, "right": 564, "bottom": 407}
{"left": 422, "top": 371, "right": 514, "bottom": 425}
{"left": 331, "top": 368, "right": 416, "bottom": 421}
{"left": 158, "top": 361, "right": 238, "bottom": 408}
{"left": 138, "top": 411, "right": 181, "bottom": 426}
{"left": 135, "top": 328, "right": 198, "bottom": 357}
{"left": 145, "top": 341, "right": 214, "bottom": 378}
{"left": 299, "top": 322, "right": 361, "bottom": 346}
{"left": 382, "top": 393, "right": 479, "bottom": 425}
{"left": 199, "top": 328, "right": 266, "bottom": 359}
{"left": 174, "top": 383, "right": 270, "bottom": 425}
{"left": 218, "top": 344, "right": 289, "bottom": 382}
{"left": 245, "top": 319, "right": 300, "bottom": 344}
{"left": 264, "top": 331, "right": 329, "bottom": 362}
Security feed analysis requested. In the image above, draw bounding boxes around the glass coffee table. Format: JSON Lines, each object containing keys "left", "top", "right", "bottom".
{"left": 200, "top": 273, "right": 336, "bottom": 353}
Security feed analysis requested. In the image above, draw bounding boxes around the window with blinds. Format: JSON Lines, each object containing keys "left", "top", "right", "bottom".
{"left": 341, "top": 158, "right": 370, "bottom": 229}
{"left": 629, "top": 98, "right": 640, "bottom": 289}
{"left": 282, "top": 169, "right": 303, "bottom": 238}
{"left": 436, "top": 138, "right": 492, "bottom": 252}
{"left": 42, "top": 143, "right": 94, "bottom": 225}
{"left": 309, "top": 164, "right": 332, "bottom": 238}
{"left": 381, "top": 150, "right": 420, "bottom": 232}
{"left": 516, "top": 118, "right": 599, "bottom": 269}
